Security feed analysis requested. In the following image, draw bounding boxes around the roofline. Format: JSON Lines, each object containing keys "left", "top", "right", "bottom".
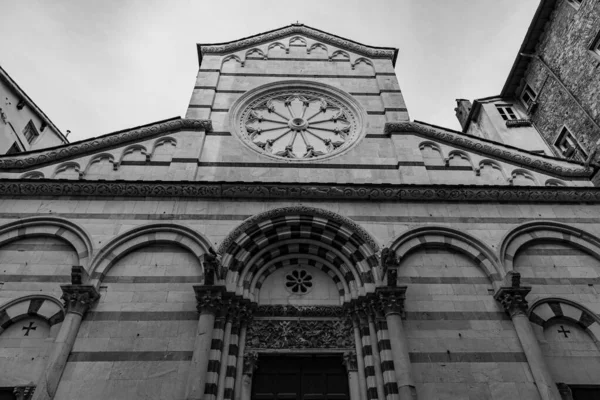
{"left": 413, "top": 119, "right": 587, "bottom": 168}
{"left": 500, "top": 0, "right": 558, "bottom": 97}
{"left": 0, "top": 64, "right": 68, "bottom": 144}
{"left": 460, "top": 95, "right": 502, "bottom": 133}
{"left": 196, "top": 23, "right": 399, "bottom": 67}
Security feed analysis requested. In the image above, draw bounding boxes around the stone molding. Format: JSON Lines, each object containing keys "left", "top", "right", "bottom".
{"left": 2, "top": 180, "right": 600, "bottom": 203}
{"left": 0, "top": 118, "right": 212, "bottom": 170}
{"left": 200, "top": 24, "right": 396, "bottom": 60}
{"left": 217, "top": 205, "right": 380, "bottom": 256}
{"left": 385, "top": 121, "right": 592, "bottom": 178}
{"left": 254, "top": 305, "right": 344, "bottom": 318}
{"left": 60, "top": 285, "right": 100, "bottom": 316}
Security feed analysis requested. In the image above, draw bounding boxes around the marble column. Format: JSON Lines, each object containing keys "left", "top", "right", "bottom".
{"left": 343, "top": 351, "right": 362, "bottom": 400}
{"left": 494, "top": 275, "right": 561, "bottom": 400}
{"left": 234, "top": 304, "right": 253, "bottom": 400}
{"left": 241, "top": 351, "right": 258, "bottom": 400}
{"left": 185, "top": 286, "right": 225, "bottom": 400}
{"left": 375, "top": 287, "right": 416, "bottom": 400}
{"left": 32, "top": 285, "right": 100, "bottom": 400}
{"left": 348, "top": 311, "right": 368, "bottom": 400}
{"left": 363, "top": 305, "right": 386, "bottom": 400}
{"left": 217, "top": 298, "right": 236, "bottom": 400}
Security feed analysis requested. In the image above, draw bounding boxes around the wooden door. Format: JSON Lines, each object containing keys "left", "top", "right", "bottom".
{"left": 252, "top": 355, "right": 349, "bottom": 400}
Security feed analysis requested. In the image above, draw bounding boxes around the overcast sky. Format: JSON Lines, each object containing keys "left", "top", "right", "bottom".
{"left": 0, "top": 0, "right": 539, "bottom": 143}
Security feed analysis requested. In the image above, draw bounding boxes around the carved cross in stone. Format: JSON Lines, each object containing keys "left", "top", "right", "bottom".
{"left": 557, "top": 325, "right": 571, "bottom": 338}
{"left": 22, "top": 322, "right": 37, "bottom": 336}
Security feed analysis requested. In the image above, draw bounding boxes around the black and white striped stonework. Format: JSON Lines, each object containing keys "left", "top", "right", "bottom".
{"left": 360, "top": 320, "right": 379, "bottom": 400}
{"left": 221, "top": 215, "right": 378, "bottom": 281}
{"left": 204, "top": 317, "right": 226, "bottom": 400}
{"left": 376, "top": 319, "right": 398, "bottom": 400}
{"left": 0, "top": 296, "right": 64, "bottom": 334}
{"left": 224, "top": 322, "right": 240, "bottom": 400}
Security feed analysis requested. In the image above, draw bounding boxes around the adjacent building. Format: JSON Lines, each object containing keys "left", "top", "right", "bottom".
{"left": 0, "top": 66, "right": 68, "bottom": 155}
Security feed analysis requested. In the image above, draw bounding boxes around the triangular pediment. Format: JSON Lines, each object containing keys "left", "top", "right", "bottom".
{"left": 197, "top": 24, "right": 398, "bottom": 65}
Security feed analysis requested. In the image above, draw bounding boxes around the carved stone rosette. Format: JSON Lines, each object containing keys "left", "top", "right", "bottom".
{"left": 60, "top": 285, "right": 100, "bottom": 316}
{"left": 494, "top": 286, "right": 532, "bottom": 317}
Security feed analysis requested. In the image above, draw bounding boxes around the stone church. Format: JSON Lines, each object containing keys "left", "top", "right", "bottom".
{"left": 1, "top": 2, "right": 600, "bottom": 400}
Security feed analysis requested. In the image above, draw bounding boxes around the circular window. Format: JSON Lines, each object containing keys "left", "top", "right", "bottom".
{"left": 285, "top": 269, "right": 313, "bottom": 294}
{"left": 229, "top": 81, "right": 366, "bottom": 161}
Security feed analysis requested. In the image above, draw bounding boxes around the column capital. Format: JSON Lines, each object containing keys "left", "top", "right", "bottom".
{"left": 494, "top": 286, "right": 531, "bottom": 317}
{"left": 243, "top": 351, "right": 258, "bottom": 376}
{"left": 342, "top": 351, "right": 358, "bottom": 372}
{"left": 193, "top": 285, "right": 226, "bottom": 314}
{"left": 374, "top": 286, "right": 407, "bottom": 317}
{"left": 60, "top": 285, "right": 100, "bottom": 316}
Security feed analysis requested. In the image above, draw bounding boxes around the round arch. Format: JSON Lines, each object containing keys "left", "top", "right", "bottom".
{"left": 0, "top": 295, "right": 64, "bottom": 335}
{"left": 89, "top": 223, "right": 214, "bottom": 282}
{"left": 0, "top": 216, "right": 93, "bottom": 269}
{"left": 388, "top": 226, "right": 503, "bottom": 282}
{"left": 500, "top": 221, "right": 600, "bottom": 272}
{"left": 529, "top": 297, "right": 600, "bottom": 343}
{"left": 219, "top": 206, "right": 380, "bottom": 293}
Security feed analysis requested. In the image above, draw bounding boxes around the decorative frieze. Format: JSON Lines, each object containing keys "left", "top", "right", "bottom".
{"left": 2, "top": 180, "right": 599, "bottom": 203}
{"left": 255, "top": 305, "right": 344, "bottom": 318}
{"left": 60, "top": 285, "right": 100, "bottom": 316}
{"left": 246, "top": 319, "right": 354, "bottom": 349}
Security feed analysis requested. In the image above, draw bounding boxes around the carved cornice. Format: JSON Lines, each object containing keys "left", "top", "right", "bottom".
{"left": 0, "top": 118, "right": 212, "bottom": 171}
{"left": 2, "top": 179, "right": 600, "bottom": 203}
{"left": 200, "top": 25, "right": 395, "bottom": 60}
{"left": 385, "top": 121, "right": 592, "bottom": 178}
{"left": 61, "top": 285, "right": 100, "bottom": 316}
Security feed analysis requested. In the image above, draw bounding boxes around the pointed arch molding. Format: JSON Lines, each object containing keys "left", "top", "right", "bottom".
{"left": 529, "top": 298, "right": 600, "bottom": 342}
{"left": 89, "top": 223, "right": 213, "bottom": 281}
{"left": 199, "top": 24, "right": 397, "bottom": 62}
{"left": 389, "top": 226, "right": 503, "bottom": 281}
{"left": 500, "top": 221, "right": 600, "bottom": 271}
{"left": 0, "top": 295, "right": 65, "bottom": 335}
{"left": 218, "top": 206, "right": 380, "bottom": 289}
{"left": 0, "top": 216, "right": 93, "bottom": 267}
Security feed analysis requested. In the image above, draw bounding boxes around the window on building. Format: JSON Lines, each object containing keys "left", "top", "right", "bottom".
{"left": 496, "top": 105, "right": 518, "bottom": 121}
{"left": 6, "top": 142, "right": 21, "bottom": 155}
{"left": 567, "top": 0, "right": 583, "bottom": 9}
{"left": 520, "top": 84, "right": 538, "bottom": 112}
{"left": 22, "top": 120, "right": 38, "bottom": 143}
{"left": 555, "top": 126, "right": 587, "bottom": 161}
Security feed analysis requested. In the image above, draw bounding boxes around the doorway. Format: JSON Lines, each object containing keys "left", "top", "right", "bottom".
{"left": 251, "top": 355, "right": 349, "bottom": 400}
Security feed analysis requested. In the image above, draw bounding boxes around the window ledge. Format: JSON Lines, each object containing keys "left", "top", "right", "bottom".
{"left": 506, "top": 119, "right": 533, "bottom": 128}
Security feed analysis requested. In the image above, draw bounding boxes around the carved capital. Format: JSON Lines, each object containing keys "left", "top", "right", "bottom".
{"left": 243, "top": 351, "right": 259, "bottom": 375}
{"left": 375, "top": 286, "right": 407, "bottom": 317}
{"left": 494, "top": 286, "right": 531, "bottom": 317}
{"left": 193, "top": 285, "right": 225, "bottom": 314}
{"left": 13, "top": 386, "right": 35, "bottom": 400}
{"left": 342, "top": 351, "right": 358, "bottom": 372}
{"left": 60, "top": 285, "right": 100, "bottom": 316}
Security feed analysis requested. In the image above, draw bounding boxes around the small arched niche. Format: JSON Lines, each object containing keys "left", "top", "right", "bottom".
{"left": 258, "top": 265, "right": 341, "bottom": 306}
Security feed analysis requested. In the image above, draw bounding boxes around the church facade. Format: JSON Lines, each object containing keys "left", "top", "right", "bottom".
{"left": 1, "top": 9, "right": 600, "bottom": 400}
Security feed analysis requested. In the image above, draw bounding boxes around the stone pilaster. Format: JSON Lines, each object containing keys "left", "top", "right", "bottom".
{"left": 185, "top": 286, "right": 225, "bottom": 400}
{"left": 343, "top": 351, "right": 362, "bottom": 400}
{"left": 494, "top": 274, "right": 561, "bottom": 400}
{"left": 241, "top": 352, "right": 258, "bottom": 400}
{"left": 234, "top": 303, "right": 254, "bottom": 400}
{"left": 32, "top": 285, "right": 99, "bottom": 400}
{"left": 374, "top": 286, "right": 416, "bottom": 400}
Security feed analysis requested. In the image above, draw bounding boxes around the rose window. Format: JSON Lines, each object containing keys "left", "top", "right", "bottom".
{"left": 230, "top": 81, "right": 366, "bottom": 161}
{"left": 285, "top": 269, "right": 313, "bottom": 294}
